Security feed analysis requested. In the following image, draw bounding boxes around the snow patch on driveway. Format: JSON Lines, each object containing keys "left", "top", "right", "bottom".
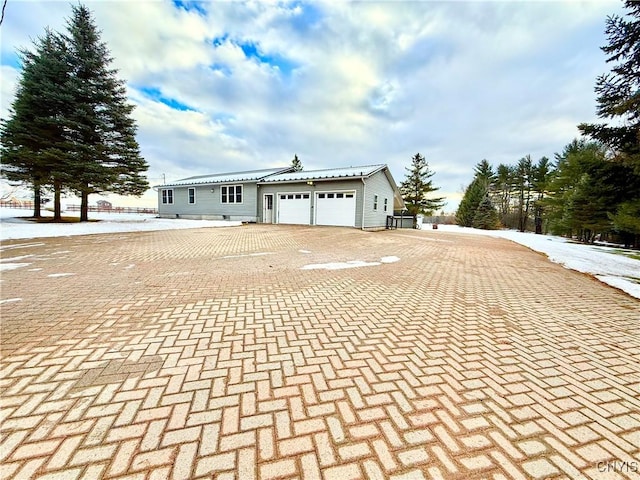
{"left": 302, "top": 256, "right": 400, "bottom": 270}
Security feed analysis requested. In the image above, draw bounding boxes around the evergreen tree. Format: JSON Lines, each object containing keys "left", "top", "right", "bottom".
{"left": 578, "top": 1, "right": 640, "bottom": 245}
{"left": 609, "top": 200, "right": 640, "bottom": 247}
{"left": 456, "top": 178, "right": 486, "bottom": 227}
{"left": 63, "top": 4, "right": 148, "bottom": 221}
{"left": 399, "top": 152, "right": 444, "bottom": 227}
{"left": 532, "top": 156, "right": 553, "bottom": 234}
{"left": 473, "top": 159, "right": 496, "bottom": 190}
{"left": 514, "top": 155, "right": 534, "bottom": 232}
{"left": 0, "top": 29, "right": 72, "bottom": 220}
{"left": 472, "top": 195, "right": 500, "bottom": 230}
{"left": 291, "top": 154, "right": 303, "bottom": 172}
{"left": 455, "top": 159, "right": 494, "bottom": 227}
{"left": 579, "top": 0, "right": 640, "bottom": 171}
{"left": 1, "top": 4, "right": 148, "bottom": 223}
{"left": 494, "top": 163, "right": 515, "bottom": 227}
{"left": 543, "top": 140, "right": 632, "bottom": 243}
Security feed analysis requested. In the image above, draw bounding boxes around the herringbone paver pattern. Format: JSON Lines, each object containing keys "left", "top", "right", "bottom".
{"left": 1, "top": 225, "right": 638, "bottom": 480}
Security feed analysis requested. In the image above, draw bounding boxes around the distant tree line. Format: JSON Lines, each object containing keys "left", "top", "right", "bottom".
{"left": 0, "top": 4, "right": 148, "bottom": 222}
{"left": 456, "top": 1, "right": 640, "bottom": 248}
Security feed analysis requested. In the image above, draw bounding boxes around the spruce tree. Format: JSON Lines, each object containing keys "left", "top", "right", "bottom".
{"left": 1, "top": 3, "right": 148, "bottom": 223}
{"left": 291, "top": 154, "right": 303, "bottom": 172}
{"left": 0, "top": 30, "right": 72, "bottom": 219}
{"left": 579, "top": 0, "right": 640, "bottom": 169}
{"left": 399, "top": 153, "right": 445, "bottom": 228}
{"left": 456, "top": 159, "right": 494, "bottom": 227}
{"left": 472, "top": 195, "right": 500, "bottom": 230}
{"left": 63, "top": 4, "right": 148, "bottom": 221}
{"left": 578, "top": 0, "right": 640, "bottom": 246}
{"left": 456, "top": 178, "right": 486, "bottom": 227}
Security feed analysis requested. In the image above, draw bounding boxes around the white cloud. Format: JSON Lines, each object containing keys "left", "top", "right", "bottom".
{"left": 0, "top": 0, "right": 624, "bottom": 211}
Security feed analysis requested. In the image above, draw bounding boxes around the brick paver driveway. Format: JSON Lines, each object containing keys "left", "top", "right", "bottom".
{"left": 1, "top": 225, "right": 639, "bottom": 480}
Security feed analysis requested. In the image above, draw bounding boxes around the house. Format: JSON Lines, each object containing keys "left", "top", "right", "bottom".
{"left": 156, "top": 164, "right": 405, "bottom": 229}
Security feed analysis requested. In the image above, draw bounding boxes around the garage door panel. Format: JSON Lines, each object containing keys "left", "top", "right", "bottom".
{"left": 316, "top": 191, "right": 356, "bottom": 227}
{"left": 278, "top": 193, "right": 310, "bottom": 225}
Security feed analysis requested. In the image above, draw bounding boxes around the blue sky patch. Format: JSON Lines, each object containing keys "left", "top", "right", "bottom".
{"left": 138, "top": 86, "right": 195, "bottom": 112}
{"left": 210, "top": 63, "right": 232, "bottom": 76}
{"left": 238, "top": 41, "right": 298, "bottom": 76}
{"left": 211, "top": 34, "right": 229, "bottom": 48}
{"left": 172, "top": 0, "right": 207, "bottom": 15}
{"left": 289, "top": 2, "right": 324, "bottom": 32}
{"left": 1, "top": 51, "right": 23, "bottom": 70}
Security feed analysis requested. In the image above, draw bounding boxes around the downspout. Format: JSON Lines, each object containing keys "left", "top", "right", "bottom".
{"left": 361, "top": 177, "right": 366, "bottom": 230}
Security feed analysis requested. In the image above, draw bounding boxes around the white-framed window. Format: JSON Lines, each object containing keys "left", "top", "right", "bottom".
{"left": 221, "top": 185, "right": 242, "bottom": 204}
{"left": 384, "top": 198, "right": 388, "bottom": 212}
{"left": 188, "top": 187, "right": 196, "bottom": 204}
{"left": 373, "top": 194, "right": 378, "bottom": 210}
{"left": 162, "top": 189, "right": 174, "bottom": 204}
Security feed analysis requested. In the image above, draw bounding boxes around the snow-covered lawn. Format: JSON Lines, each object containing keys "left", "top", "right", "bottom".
{"left": 1, "top": 208, "right": 638, "bottom": 299}
{"left": 0, "top": 208, "right": 241, "bottom": 240}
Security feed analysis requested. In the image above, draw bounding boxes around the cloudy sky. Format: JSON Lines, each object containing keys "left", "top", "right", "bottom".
{"left": 0, "top": 0, "right": 623, "bottom": 211}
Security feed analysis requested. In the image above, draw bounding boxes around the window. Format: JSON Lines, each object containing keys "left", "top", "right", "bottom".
{"left": 373, "top": 195, "right": 378, "bottom": 210}
{"left": 162, "top": 189, "right": 173, "bottom": 204}
{"left": 221, "top": 185, "right": 242, "bottom": 204}
{"left": 384, "top": 198, "right": 388, "bottom": 212}
{"left": 188, "top": 188, "right": 196, "bottom": 204}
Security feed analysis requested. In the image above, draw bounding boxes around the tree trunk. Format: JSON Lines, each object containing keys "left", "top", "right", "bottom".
{"left": 80, "top": 190, "right": 89, "bottom": 222}
{"left": 33, "top": 184, "right": 42, "bottom": 218}
{"left": 54, "top": 180, "right": 62, "bottom": 221}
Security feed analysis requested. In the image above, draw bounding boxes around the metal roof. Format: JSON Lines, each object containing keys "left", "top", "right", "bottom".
{"left": 163, "top": 167, "right": 292, "bottom": 187}
{"left": 259, "top": 164, "right": 386, "bottom": 183}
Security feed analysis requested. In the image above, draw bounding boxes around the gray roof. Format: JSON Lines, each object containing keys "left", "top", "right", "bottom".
{"left": 259, "top": 164, "right": 386, "bottom": 183}
{"left": 164, "top": 167, "right": 292, "bottom": 187}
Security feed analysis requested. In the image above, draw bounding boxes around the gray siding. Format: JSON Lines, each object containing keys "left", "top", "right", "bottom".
{"left": 258, "top": 180, "right": 365, "bottom": 226}
{"left": 158, "top": 183, "right": 259, "bottom": 221}
{"left": 362, "top": 169, "right": 395, "bottom": 229}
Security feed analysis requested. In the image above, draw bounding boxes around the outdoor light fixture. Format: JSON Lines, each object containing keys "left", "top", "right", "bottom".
{"left": 307, "top": 181, "right": 314, "bottom": 186}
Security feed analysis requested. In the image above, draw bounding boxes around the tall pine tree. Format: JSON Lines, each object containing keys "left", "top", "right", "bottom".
{"left": 63, "top": 4, "right": 148, "bottom": 221}
{"left": 399, "top": 153, "right": 444, "bottom": 228}
{"left": 1, "top": 3, "right": 148, "bottom": 223}
{"left": 456, "top": 159, "right": 495, "bottom": 227}
{"left": 579, "top": 0, "right": 640, "bottom": 168}
{"left": 1, "top": 30, "right": 72, "bottom": 220}
{"left": 578, "top": 0, "right": 640, "bottom": 246}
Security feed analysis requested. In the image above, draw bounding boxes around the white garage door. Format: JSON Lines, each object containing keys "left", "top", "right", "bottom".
{"left": 316, "top": 191, "right": 356, "bottom": 227}
{"left": 278, "top": 193, "right": 311, "bottom": 224}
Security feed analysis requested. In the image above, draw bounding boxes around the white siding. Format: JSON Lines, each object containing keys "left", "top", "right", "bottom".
{"left": 362, "top": 170, "right": 395, "bottom": 229}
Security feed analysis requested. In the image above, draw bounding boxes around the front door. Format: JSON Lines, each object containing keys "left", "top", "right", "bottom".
{"left": 263, "top": 194, "right": 274, "bottom": 223}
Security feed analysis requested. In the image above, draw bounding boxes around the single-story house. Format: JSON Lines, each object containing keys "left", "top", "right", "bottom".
{"left": 156, "top": 164, "right": 405, "bottom": 229}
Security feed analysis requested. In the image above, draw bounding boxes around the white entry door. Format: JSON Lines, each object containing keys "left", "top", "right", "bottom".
{"left": 263, "top": 194, "right": 274, "bottom": 223}
{"left": 278, "top": 193, "right": 311, "bottom": 224}
{"left": 315, "top": 191, "right": 356, "bottom": 227}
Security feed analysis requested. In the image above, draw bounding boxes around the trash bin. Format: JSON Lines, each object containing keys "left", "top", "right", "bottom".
{"left": 432, "top": 223, "right": 438, "bottom": 229}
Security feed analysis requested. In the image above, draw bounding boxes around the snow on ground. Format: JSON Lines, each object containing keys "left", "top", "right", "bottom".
{"left": 1, "top": 208, "right": 638, "bottom": 300}
{"left": 301, "top": 256, "right": 400, "bottom": 271}
{"left": 430, "top": 224, "right": 640, "bottom": 300}
{"left": 0, "top": 208, "right": 241, "bottom": 241}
